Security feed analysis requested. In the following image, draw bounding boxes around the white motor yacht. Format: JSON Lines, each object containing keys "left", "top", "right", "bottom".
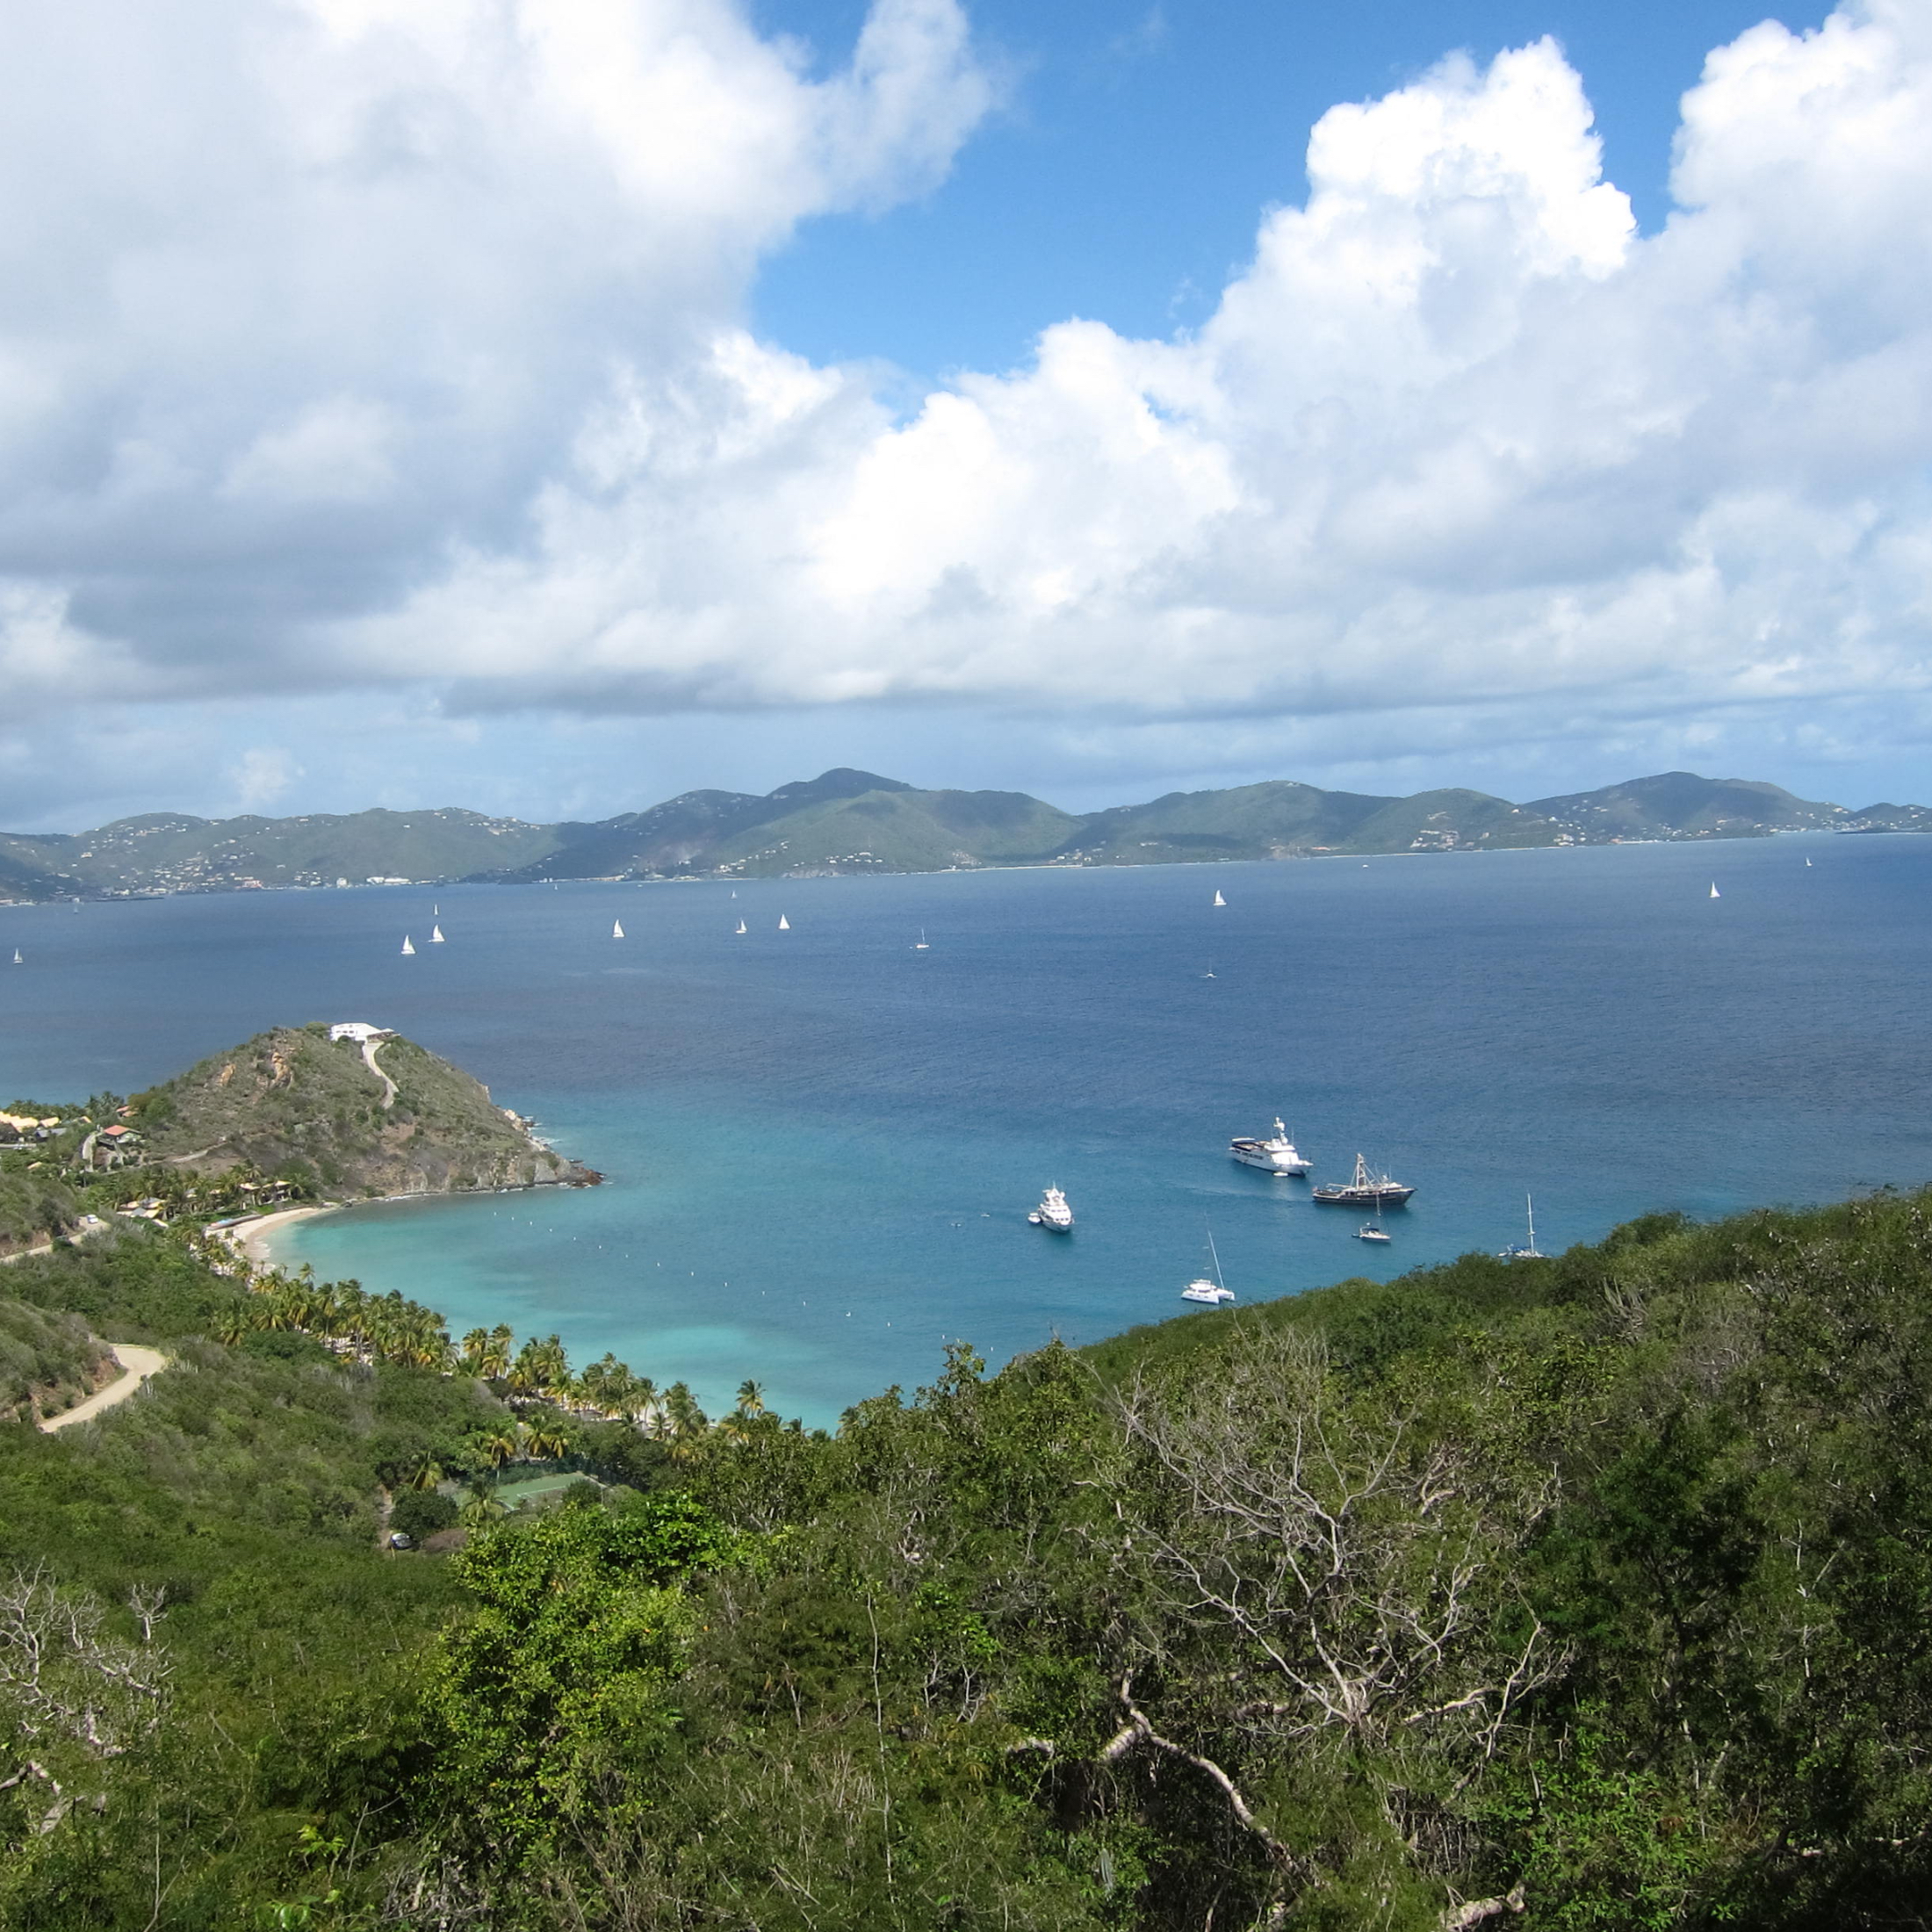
{"left": 1229, "top": 1118, "right": 1312, "bottom": 1175}
{"left": 1029, "top": 1186, "right": 1074, "bottom": 1231}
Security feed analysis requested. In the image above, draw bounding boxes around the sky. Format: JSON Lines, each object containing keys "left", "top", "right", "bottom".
{"left": 4, "top": 0, "right": 1930, "bottom": 832}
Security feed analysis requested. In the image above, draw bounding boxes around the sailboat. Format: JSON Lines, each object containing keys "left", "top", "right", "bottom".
{"left": 1202, "top": 962, "right": 1216, "bottom": 978}
{"left": 1213, "top": 890, "right": 1226, "bottom": 907}
{"left": 1356, "top": 1204, "right": 1391, "bottom": 1244}
{"left": 778, "top": 915, "right": 790, "bottom": 931}
{"left": 400, "top": 935, "right": 415, "bottom": 955}
{"left": 430, "top": 924, "right": 444, "bottom": 943}
{"left": 914, "top": 929, "right": 930, "bottom": 950}
{"left": 612, "top": 919, "right": 625, "bottom": 940}
{"left": 11, "top": 948, "right": 20, "bottom": 965}
{"left": 734, "top": 919, "right": 747, "bottom": 935}
{"left": 1806, "top": 856, "right": 1813, "bottom": 868}
{"left": 1180, "top": 1230, "right": 1236, "bottom": 1304}
{"left": 1498, "top": 1194, "right": 1544, "bottom": 1260}
{"left": 1709, "top": 883, "right": 1720, "bottom": 899}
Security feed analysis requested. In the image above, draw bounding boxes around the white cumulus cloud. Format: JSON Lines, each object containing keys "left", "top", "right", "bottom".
{"left": 1, "top": 0, "right": 1930, "bottom": 818}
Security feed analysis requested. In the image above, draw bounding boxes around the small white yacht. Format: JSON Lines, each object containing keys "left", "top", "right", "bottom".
{"left": 1028, "top": 1186, "right": 1074, "bottom": 1231}
{"left": 1497, "top": 1195, "right": 1544, "bottom": 1260}
{"left": 1229, "top": 1119, "right": 1312, "bottom": 1175}
{"left": 734, "top": 919, "right": 747, "bottom": 935}
{"left": 1180, "top": 1231, "right": 1236, "bottom": 1303}
{"left": 914, "top": 929, "right": 930, "bottom": 950}
{"left": 1356, "top": 1212, "right": 1391, "bottom": 1244}
{"left": 778, "top": 914, "right": 790, "bottom": 931}
{"left": 612, "top": 919, "right": 625, "bottom": 939}
{"left": 1212, "top": 890, "right": 1226, "bottom": 907}
{"left": 400, "top": 934, "right": 415, "bottom": 955}
{"left": 430, "top": 924, "right": 444, "bottom": 943}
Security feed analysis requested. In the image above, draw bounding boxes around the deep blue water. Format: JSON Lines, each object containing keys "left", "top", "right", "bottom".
{"left": 3, "top": 837, "right": 1929, "bottom": 1426}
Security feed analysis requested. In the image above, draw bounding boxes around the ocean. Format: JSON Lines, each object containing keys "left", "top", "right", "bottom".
{"left": 4, "top": 835, "right": 1929, "bottom": 1426}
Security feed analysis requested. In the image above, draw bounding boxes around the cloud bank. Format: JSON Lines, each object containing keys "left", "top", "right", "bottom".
{"left": 2, "top": 0, "right": 1930, "bottom": 817}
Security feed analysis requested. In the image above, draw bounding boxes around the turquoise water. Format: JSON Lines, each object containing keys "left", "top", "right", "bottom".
{"left": 4, "top": 838, "right": 1930, "bottom": 1426}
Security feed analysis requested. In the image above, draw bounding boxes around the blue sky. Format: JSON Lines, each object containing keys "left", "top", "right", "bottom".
{"left": 753, "top": 0, "right": 1829, "bottom": 378}
{"left": 1, "top": 0, "right": 1926, "bottom": 831}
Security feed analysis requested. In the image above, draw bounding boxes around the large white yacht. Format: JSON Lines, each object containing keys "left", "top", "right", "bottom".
{"left": 1229, "top": 1119, "right": 1313, "bottom": 1175}
{"left": 1028, "top": 1186, "right": 1074, "bottom": 1231}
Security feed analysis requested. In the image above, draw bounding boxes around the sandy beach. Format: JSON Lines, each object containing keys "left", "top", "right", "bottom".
{"left": 227, "top": 1203, "right": 339, "bottom": 1269}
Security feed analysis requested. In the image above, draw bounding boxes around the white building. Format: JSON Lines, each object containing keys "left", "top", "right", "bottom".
{"left": 328, "top": 1022, "right": 393, "bottom": 1045}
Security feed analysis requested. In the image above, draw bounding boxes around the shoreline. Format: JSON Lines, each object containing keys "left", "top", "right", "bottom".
{"left": 225, "top": 1203, "right": 339, "bottom": 1268}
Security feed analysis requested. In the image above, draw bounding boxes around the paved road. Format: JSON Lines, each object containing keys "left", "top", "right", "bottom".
{"left": 39, "top": 1344, "right": 169, "bottom": 1433}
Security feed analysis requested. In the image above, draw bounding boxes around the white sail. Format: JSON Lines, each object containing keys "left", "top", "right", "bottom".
{"left": 914, "top": 928, "right": 929, "bottom": 949}
{"left": 1806, "top": 857, "right": 1813, "bottom": 868}
{"left": 778, "top": 914, "right": 790, "bottom": 931}
{"left": 612, "top": 919, "right": 625, "bottom": 939}
{"left": 11, "top": 948, "right": 19, "bottom": 964}
{"left": 401, "top": 935, "right": 415, "bottom": 955}
{"left": 1213, "top": 890, "right": 1226, "bottom": 906}
{"left": 735, "top": 919, "right": 747, "bottom": 934}
{"left": 430, "top": 924, "right": 444, "bottom": 943}
{"left": 1709, "top": 883, "right": 1720, "bottom": 899}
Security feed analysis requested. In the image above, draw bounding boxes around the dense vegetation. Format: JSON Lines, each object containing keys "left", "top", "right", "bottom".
{"left": 4, "top": 1191, "right": 1932, "bottom": 1928}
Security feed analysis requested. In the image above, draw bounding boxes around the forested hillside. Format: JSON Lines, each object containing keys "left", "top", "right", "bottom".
{"left": 3, "top": 1193, "right": 1931, "bottom": 1927}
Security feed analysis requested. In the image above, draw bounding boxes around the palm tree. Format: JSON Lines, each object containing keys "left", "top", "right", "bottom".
{"left": 213, "top": 1305, "right": 252, "bottom": 1347}
{"left": 482, "top": 1324, "right": 514, "bottom": 1380}
{"left": 523, "top": 1421, "right": 569, "bottom": 1461}
{"left": 460, "top": 1328, "right": 493, "bottom": 1375}
{"left": 735, "top": 1379, "right": 768, "bottom": 1417}
{"left": 458, "top": 1481, "right": 507, "bottom": 1530}
{"left": 479, "top": 1427, "right": 520, "bottom": 1470}
{"left": 407, "top": 1451, "right": 445, "bottom": 1491}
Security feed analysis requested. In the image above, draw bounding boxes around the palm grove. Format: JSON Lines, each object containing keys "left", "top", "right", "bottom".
{"left": 2, "top": 1183, "right": 1931, "bottom": 1928}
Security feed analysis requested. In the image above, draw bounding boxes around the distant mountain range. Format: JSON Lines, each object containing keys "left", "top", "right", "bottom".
{"left": 1, "top": 769, "right": 1925, "bottom": 901}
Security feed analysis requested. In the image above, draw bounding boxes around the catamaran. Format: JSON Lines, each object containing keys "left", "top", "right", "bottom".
{"left": 1229, "top": 1119, "right": 1313, "bottom": 1175}
{"left": 1498, "top": 1195, "right": 1544, "bottom": 1259}
{"left": 1028, "top": 1186, "right": 1074, "bottom": 1231}
{"left": 1180, "top": 1231, "right": 1235, "bottom": 1304}
{"left": 1312, "top": 1153, "right": 1415, "bottom": 1208}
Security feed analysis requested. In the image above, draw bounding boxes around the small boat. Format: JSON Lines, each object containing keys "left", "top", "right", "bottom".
{"left": 734, "top": 919, "right": 747, "bottom": 935}
{"left": 1180, "top": 1231, "right": 1235, "bottom": 1304}
{"left": 1213, "top": 890, "right": 1226, "bottom": 907}
{"left": 1356, "top": 1208, "right": 1391, "bottom": 1244}
{"left": 914, "top": 929, "right": 930, "bottom": 950}
{"left": 1497, "top": 1194, "right": 1544, "bottom": 1260}
{"left": 1029, "top": 1186, "right": 1074, "bottom": 1231}
{"left": 400, "top": 935, "right": 415, "bottom": 955}
{"left": 1709, "top": 883, "right": 1720, "bottom": 899}
{"left": 10, "top": 948, "right": 19, "bottom": 965}
{"left": 430, "top": 924, "right": 444, "bottom": 943}
{"left": 1202, "top": 962, "right": 1216, "bottom": 978}
{"left": 1312, "top": 1153, "right": 1415, "bottom": 1208}
{"left": 1229, "top": 1119, "right": 1313, "bottom": 1175}
{"left": 612, "top": 919, "right": 625, "bottom": 939}
{"left": 1805, "top": 857, "right": 1813, "bottom": 868}
{"left": 778, "top": 915, "right": 790, "bottom": 931}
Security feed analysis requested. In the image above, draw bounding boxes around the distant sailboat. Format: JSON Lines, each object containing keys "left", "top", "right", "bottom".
{"left": 11, "top": 948, "right": 19, "bottom": 965}
{"left": 1709, "top": 883, "right": 1720, "bottom": 899}
{"left": 400, "top": 935, "right": 415, "bottom": 955}
{"left": 778, "top": 915, "right": 790, "bottom": 931}
{"left": 612, "top": 919, "right": 625, "bottom": 940}
{"left": 914, "top": 929, "right": 930, "bottom": 950}
{"left": 1213, "top": 890, "right": 1226, "bottom": 907}
{"left": 1202, "top": 962, "right": 1216, "bottom": 979}
{"left": 734, "top": 919, "right": 747, "bottom": 935}
{"left": 1806, "top": 857, "right": 1813, "bottom": 868}
{"left": 430, "top": 924, "right": 444, "bottom": 943}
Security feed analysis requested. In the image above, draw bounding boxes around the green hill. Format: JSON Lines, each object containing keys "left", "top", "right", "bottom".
{"left": 126, "top": 1024, "right": 594, "bottom": 1197}
{"left": 1525, "top": 771, "right": 1850, "bottom": 840}
{"left": 703, "top": 784, "right": 1085, "bottom": 876}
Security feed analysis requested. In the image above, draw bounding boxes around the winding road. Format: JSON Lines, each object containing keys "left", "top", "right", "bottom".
{"left": 39, "top": 1344, "right": 169, "bottom": 1433}
{"left": 362, "top": 1037, "right": 398, "bottom": 1110}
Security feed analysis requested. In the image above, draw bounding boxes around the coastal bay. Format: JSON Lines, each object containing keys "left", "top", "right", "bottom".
{"left": 4, "top": 833, "right": 1931, "bottom": 1426}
